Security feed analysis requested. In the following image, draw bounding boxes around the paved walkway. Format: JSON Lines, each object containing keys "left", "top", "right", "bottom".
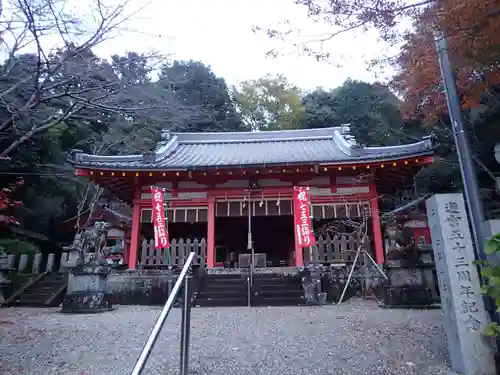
{"left": 0, "top": 300, "right": 456, "bottom": 375}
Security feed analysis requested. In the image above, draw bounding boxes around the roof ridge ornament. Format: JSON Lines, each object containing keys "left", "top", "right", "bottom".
{"left": 161, "top": 129, "right": 172, "bottom": 141}
{"left": 422, "top": 132, "right": 439, "bottom": 148}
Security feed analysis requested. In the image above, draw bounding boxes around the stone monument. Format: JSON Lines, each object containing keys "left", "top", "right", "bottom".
{"left": 426, "top": 194, "right": 496, "bottom": 375}
{"left": 0, "top": 250, "right": 11, "bottom": 305}
{"left": 61, "top": 221, "right": 114, "bottom": 313}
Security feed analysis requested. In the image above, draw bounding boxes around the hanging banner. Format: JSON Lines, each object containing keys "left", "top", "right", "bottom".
{"left": 150, "top": 186, "right": 169, "bottom": 249}
{"left": 293, "top": 186, "right": 316, "bottom": 248}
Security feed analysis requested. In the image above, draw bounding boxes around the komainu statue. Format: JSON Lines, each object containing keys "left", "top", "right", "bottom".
{"left": 385, "top": 222, "right": 419, "bottom": 264}
{"left": 65, "top": 221, "right": 110, "bottom": 267}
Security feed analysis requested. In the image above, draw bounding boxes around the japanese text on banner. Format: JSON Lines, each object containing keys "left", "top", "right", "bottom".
{"left": 150, "top": 186, "right": 169, "bottom": 249}
{"left": 293, "top": 186, "right": 315, "bottom": 248}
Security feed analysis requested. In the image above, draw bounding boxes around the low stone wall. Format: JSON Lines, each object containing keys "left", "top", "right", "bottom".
{"left": 62, "top": 265, "right": 386, "bottom": 306}
{"left": 206, "top": 267, "right": 300, "bottom": 276}
{"left": 106, "top": 270, "right": 180, "bottom": 305}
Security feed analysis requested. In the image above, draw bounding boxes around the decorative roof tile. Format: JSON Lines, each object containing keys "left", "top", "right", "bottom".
{"left": 71, "top": 127, "right": 438, "bottom": 170}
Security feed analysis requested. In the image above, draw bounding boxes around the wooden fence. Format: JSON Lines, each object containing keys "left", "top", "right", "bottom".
{"left": 140, "top": 238, "right": 206, "bottom": 268}
{"left": 3, "top": 253, "right": 59, "bottom": 274}
{"left": 304, "top": 233, "right": 366, "bottom": 264}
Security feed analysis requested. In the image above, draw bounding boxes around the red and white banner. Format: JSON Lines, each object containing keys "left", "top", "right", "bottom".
{"left": 293, "top": 186, "right": 315, "bottom": 248}
{"left": 151, "top": 186, "right": 169, "bottom": 249}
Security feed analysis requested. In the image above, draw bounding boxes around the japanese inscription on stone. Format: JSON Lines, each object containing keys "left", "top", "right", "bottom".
{"left": 426, "top": 194, "right": 495, "bottom": 375}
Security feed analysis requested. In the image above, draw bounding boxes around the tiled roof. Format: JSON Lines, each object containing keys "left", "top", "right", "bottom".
{"left": 71, "top": 127, "right": 438, "bottom": 170}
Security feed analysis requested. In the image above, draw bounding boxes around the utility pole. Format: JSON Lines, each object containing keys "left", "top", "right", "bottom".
{"left": 435, "top": 34, "right": 487, "bottom": 264}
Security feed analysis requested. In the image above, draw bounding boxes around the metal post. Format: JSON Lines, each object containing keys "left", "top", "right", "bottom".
{"left": 179, "top": 272, "right": 192, "bottom": 375}
{"left": 338, "top": 244, "right": 361, "bottom": 304}
{"left": 130, "top": 252, "right": 195, "bottom": 375}
{"left": 247, "top": 190, "right": 253, "bottom": 286}
{"left": 247, "top": 277, "right": 251, "bottom": 307}
{"left": 167, "top": 265, "right": 173, "bottom": 297}
{"left": 435, "top": 35, "right": 486, "bottom": 265}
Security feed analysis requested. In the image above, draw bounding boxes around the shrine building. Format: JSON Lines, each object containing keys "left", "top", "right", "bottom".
{"left": 71, "top": 127, "right": 437, "bottom": 270}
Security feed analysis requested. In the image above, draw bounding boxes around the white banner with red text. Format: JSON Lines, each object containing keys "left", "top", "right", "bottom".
{"left": 150, "top": 186, "right": 169, "bottom": 249}
{"left": 293, "top": 186, "right": 315, "bottom": 248}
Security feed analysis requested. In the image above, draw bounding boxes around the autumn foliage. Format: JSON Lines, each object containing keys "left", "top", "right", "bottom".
{"left": 0, "top": 179, "right": 24, "bottom": 225}
{"left": 391, "top": 0, "right": 500, "bottom": 122}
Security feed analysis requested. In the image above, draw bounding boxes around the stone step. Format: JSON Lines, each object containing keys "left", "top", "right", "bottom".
{"left": 251, "top": 296, "right": 305, "bottom": 306}
{"left": 38, "top": 277, "right": 66, "bottom": 284}
{"left": 253, "top": 282, "right": 302, "bottom": 289}
{"left": 18, "top": 291, "right": 51, "bottom": 299}
{"left": 12, "top": 297, "right": 51, "bottom": 307}
{"left": 32, "top": 284, "right": 62, "bottom": 291}
{"left": 253, "top": 275, "right": 300, "bottom": 281}
{"left": 26, "top": 284, "right": 64, "bottom": 295}
{"left": 194, "top": 297, "right": 248, "bottom": 307}
{"left": 203, "top": 284, "right": 247, "bottom": 291}
{"left": 24, "top": 289, "right": 58, "bottom": 297}
{"left": 44, "top": 272, "right": 66, "bottom": 279}
{"left": 205, "top": 274, "right": 247, "bottom": 280}
{"left": 12, "top": 300, "right": 48, "bottom": 307}
{"left": 198, "top": 291, "right": 247, "bottom": 299}
{"left": 204, "top": 279, "right": 247, "bottom": 286}
{"left": 202, "top": 282, "right": 246, "bottom": 288}
{"left": 42, "top": 273, "right": 67, "bottom": 281}
{"left": 253, "top": 289, "right": 303, "bottom": 298}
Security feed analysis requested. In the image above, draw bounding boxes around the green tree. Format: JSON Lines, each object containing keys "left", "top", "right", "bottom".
{"left": 300, "top": 80, "right": 407, "bottom": 146}
{"left": 159, "top": 60, "right": 246, "bottom": 132}
{"left": 232, "top": 75, "right": 304, "bottom": 131}
{"left": 0, "top": 0, "right": 180, "bottom": 159}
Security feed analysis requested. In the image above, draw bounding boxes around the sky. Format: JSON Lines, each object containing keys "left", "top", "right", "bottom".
{"left": 91, "top": 0, "right": 400, "bottom": 91}
{"left": 0, "top": 0, "right": 402, "bottom": 91}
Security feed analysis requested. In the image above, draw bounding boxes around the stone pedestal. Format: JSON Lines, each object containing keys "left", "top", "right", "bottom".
{"left": 0, "top": 251, "right": 11, "bottom": 305}
{"left": 301, "top": 264, "right": 324, "bottom": 305}
{"left": 0, "top": 269, "right": 10, "bottom": 305}
{"left": 61, "top": 265, "right": 113, "bottom": 314}
{"left": 381, "top": 259, "right": 434, "bottom": 308}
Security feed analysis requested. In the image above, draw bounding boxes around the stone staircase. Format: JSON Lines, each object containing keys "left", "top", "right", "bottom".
{"left": 7, "top": 272, "right": 67, "bottom": 307}
{"left": 194, "top": 274, "right": 248, "bottom": 307}
{"left": 194, "top": 273, "right": 304, "bottom": 307}
{"left": 252, "top": 274, "right": 304, "bottom": 306}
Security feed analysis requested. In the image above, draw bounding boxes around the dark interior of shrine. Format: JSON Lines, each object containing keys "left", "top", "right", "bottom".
{"left": 141, "top": 222, "right": 207, "bottom": 241}
{"left": 215, "top": 216, "right": 295, "bottom": 267}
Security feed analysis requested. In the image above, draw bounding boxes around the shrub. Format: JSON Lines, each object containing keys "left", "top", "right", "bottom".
{"left": 476, "top": 234, "right": 500, "bottom": 336}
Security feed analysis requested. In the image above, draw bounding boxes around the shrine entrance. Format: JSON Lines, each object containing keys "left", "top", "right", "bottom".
{"left": 214, "top": 197, "right": 296, "bottom": 268}
{"left": 252, "top": 216, "right": 295, "bottom": 267}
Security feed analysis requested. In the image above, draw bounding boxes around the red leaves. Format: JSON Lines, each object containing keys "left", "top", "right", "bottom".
{"left": 392, "top": 0, "right": 500, "bottom": 122}
{"left": 0, "top": 178, "right": 23, "bottom": 225}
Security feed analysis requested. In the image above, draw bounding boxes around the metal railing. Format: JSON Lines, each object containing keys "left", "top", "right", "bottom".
{"left": 130, "top": 251, "right": 195, "bottom": 375}
{"left": 247, "top": 277, "right": 251, "bottom": 307}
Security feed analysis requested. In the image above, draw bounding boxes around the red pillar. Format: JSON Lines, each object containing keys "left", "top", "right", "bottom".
{"left": 369, "top": 184, "right": 385, "bottom": 264}
{"left": 128, "top": 198, "right": 142, "bottom": 270}
{"left": 206, "top": 197, "right": 215, "bottom": 269}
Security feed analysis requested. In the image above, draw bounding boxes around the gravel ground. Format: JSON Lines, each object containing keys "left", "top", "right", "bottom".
{"left": 0, "top": 299, "right": 457, "bottom": 375}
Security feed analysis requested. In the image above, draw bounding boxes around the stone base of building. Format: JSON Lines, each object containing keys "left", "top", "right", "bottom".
{"left": 61, "top": 291, "right": 113, "bottom": 313}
